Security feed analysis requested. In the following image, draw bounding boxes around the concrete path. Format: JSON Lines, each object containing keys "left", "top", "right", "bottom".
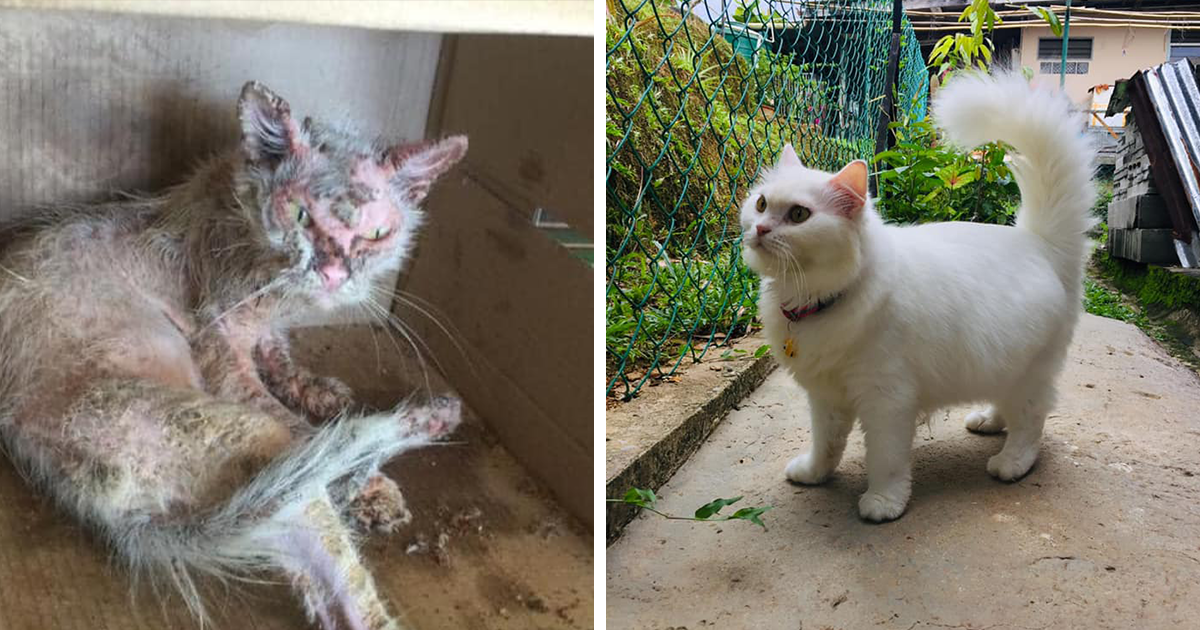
{"left": 607, "top": 314, "right": 1200, "bottom": 629}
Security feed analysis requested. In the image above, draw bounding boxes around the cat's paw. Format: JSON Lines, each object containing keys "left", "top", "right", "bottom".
{"left": 965, "top": 408, "right": 1005, "bottom": 434}
{"left": 349, "top": 474, "right": 412, "bottom": 534}
{"left": 987, "top": 448, "right": 1038, "bottom": 481}
{"left": 858, "top": 488, "right": 909, "bottom": 522}
{"left": 301, "top": 375, "right": 356, "bottom": 421}
{"left": 785, "top": 453, "right": 833, "bottom": 485}
{"left": 402, "top": 396, "right": 463, "bottom": 440}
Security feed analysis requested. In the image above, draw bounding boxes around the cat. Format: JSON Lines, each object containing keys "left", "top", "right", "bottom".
{"left": 0, "top": 81, "right": 468, "bottom": 628}
{"left": 739, "top": 72, "right": 1096, "bottom": 522}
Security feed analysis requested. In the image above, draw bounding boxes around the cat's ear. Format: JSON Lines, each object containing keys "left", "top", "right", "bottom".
{"left": 779, "top": 143, "right": 802, "bottom": 168}
{"left": 829, "top": 159, "right": 868, "bottom": 217}
{"left": 384, "top": 135, "right": 468, "bottom": 203}
{"left": 238, "top": 81, "right": 307, "bottom": 166}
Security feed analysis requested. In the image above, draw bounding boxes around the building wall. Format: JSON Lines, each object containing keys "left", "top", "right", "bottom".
{"left": 1014, "top": 25, "right": 1168, "bottom": 106}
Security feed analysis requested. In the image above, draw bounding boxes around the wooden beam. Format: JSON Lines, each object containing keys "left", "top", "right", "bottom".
{"left": 0, "top": 0, "right": 593, "bottom": 36}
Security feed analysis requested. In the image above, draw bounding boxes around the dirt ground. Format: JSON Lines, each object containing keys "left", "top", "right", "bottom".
{"left": 607, "top": 314, "right": 1200, "bottom": 629}
{"left": 0, "top": 326, "right": 592, "bottom": 630}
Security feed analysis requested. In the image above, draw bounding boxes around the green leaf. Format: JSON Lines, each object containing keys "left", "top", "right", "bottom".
{"left": 949, "top": 170, "right": 977, "bottom": 189}
{"left": 754, "top": 344, "right": 771, "bottom": 358}
{"left": 1027, "top": 7, "right": 1062, "bottom": 37}
{"left": 622, "top": 487, "right": 657, "bottom": 508}
{"left": 694, "top": 496, "right": 743, "bottom": 520}
{"left": 871, "top": 150, "right": 902, "bottom": 164}
{"left": 728, "top": 506, "right": 773, "bottom": 529}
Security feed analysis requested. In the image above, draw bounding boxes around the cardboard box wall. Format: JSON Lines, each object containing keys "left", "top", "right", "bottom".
{"left": 0, "top": 9, "right": 592, "bottom": 526}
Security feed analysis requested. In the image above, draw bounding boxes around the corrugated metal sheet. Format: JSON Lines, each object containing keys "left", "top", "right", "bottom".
{"left": 1129, "top": 59, "right": 1200, "bottom": 267}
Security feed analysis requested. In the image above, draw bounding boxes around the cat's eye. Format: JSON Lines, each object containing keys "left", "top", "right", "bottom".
{"left": 366, "top": 226, "right": 391, "bottom": 241}
{"left": 788, "top": 205, "right": 811, "bottom": 223}
{"left": 755, "top": 195, "right": 766, "bottom": 213}
{"left": 289, "top": 201, "right": 312, "bottom": 228}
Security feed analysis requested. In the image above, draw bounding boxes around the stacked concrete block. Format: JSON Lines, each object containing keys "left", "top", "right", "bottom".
{"left": 1111, "top": 120, "right": 1156, "bottom": 201}
{"left": 1108, "top": 119, "right": 1177, "bottom": 264}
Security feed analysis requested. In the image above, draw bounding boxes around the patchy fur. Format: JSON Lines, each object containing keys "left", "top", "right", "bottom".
{"left": 0, "top": 82, "right": 467, "bottom": 627}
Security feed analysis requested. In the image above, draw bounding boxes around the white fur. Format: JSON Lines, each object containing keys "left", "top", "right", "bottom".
{"left": 740, "top": 73, "right": 1096, "bottom": 522}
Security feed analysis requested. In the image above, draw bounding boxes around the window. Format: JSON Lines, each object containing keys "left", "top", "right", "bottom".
{"left": 1170, "top": 30, "right": 1200, "bottom": 63}
{"left": 1040, "top": 61, "right": 1089, "bottom": 75}
{"left": 1037, "top": 37, "right": 1092, "bottom": 60}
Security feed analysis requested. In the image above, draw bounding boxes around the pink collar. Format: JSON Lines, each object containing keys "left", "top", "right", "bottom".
{"left": 780, "top": 295, "right": 839, "bottom": 322}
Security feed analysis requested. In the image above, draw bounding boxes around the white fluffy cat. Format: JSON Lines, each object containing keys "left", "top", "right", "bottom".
{"left": 740, "top": 72, "right": 1096, "bottom": 522}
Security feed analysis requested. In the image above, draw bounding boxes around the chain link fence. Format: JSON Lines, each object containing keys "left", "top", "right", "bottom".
{"left": 605, "top": 0, "right": 928, "bottom": 400}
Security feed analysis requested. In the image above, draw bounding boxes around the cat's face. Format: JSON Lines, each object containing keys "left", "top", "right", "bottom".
{"left": 739, "top": 145, "right": 869, "bottom": 296}
{"left": 235, "top": 82, "right": 467, "bottom": 310}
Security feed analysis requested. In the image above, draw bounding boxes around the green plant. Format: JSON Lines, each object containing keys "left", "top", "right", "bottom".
{"left": 607, "top": 0, "right": 928, "bottom": 399}
{"left": 927, "top": 0, "right": 1002, "bottom": 78}
{"left": 1092, "top": 174, "right": 1114, "bottom": 219}
{"left": 1027, "top": 6, "right": 1064, "bottom": 37}
{"left": 1094, "top": 249, "right": 1200, "bottom": 313}
{"left": 873, "top": 115, "right": 1019, "bottom": 225}
{"left": 1084, "top": 278, "right": 1144, "bottom": 324}
{"left": 609, "top": 488, "right": 773, "bottom": 530}
{"left": 874, "top": 0, "right": 1020, "bottom": 226}
{"left": 733, "top": 2, "right": 784, "bottom": 25}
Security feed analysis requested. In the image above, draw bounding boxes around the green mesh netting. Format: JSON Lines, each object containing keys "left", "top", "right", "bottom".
{"left": 606, "top": 0, "right": 928, "bottom": 400}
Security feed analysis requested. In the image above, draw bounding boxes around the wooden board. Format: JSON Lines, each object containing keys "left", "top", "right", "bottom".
{"left": 0, "top": 327, "right": 594, "bottom": 629}
{"left": 401, "top": 33, "right": 593, "bottom": 527}
{"left": 0, "top": 0, "right": 594, "bottom": 36}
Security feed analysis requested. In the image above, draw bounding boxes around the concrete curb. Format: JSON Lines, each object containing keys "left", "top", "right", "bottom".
{"left": 605, "top": 343, "right": 777, "bottom": 545}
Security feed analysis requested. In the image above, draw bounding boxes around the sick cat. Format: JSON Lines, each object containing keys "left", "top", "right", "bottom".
{"left": 740, "top": 73, "right": 1096, "bottom": 522}
{"left": 0, "top": 82, "right": 468, "bottom": 628}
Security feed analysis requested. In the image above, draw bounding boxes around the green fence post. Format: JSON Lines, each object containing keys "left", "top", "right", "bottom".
{"left": 1060, "top": 0, "right": 1072, "bottom": 88}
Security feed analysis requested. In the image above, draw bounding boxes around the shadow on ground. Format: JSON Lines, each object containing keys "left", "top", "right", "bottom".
{"left": 608, "top": 314, "right": 1200, "bottom": 629}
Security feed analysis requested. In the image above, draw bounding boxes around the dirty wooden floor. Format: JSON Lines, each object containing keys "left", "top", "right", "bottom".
{"left": 607, "top": 314, "right": 1200, "bottom": 629}
{"left": 0, "top": 327, "right": 592, "bottom": 630}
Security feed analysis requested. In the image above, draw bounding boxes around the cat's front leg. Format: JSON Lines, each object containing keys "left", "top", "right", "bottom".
{"left": 785, "top": 395, "right": 853, "bottom": 484}
{"left": 255, "top": 333, "right": 355, "bottom": 422}
{"left": 858, "top": 405, "right": 917, "bottom": 523}
{"left": 193, "top": 322, "right": 308, "bottom": 431}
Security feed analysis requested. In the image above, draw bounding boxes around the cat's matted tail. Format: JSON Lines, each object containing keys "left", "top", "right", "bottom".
{"left": 45, "top": 402, "right": 450, "bottom": 626}
{"left": 933, "top": 71, "right": 1098, "bottom": 284}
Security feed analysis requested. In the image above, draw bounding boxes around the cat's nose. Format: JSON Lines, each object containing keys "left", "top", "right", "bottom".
{"left": 756, "top": 225, "right": 772, "bottom": 237}
{"left": 318, "top": 263, "right": 348, "bottom": 290}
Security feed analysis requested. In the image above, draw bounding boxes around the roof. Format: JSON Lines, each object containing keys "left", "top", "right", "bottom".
{"left": 1117, "top": 59, "right": 1200, "bottom": 267}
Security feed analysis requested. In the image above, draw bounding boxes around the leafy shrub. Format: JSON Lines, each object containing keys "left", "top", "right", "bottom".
{"left": 872, "top": 113, "right": 1020, "bottom": 226}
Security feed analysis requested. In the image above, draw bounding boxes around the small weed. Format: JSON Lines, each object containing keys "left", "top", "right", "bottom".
{"left": 609, "top": 487, "right": 773, "bottom": 530}
{"left": 1084, "top": 278, "right": 1142, "bottom": 323}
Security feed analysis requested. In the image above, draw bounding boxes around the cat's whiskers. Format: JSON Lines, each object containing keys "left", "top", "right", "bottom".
{"left": 365, "top": 292, "right": 447, "bottom": 384}
{"left": 0, "top": 262, "right": 31, "bottom": 284}
{"left": 360, "top": 295, "right": 435, "bottom": 397}
{"left": 764, "top": 239, "right": 807, "bottom": 306}
{"left": 352, "top": 300, "right": 410, "bottom": 383}
{"left": 199, "top": 274, "right": 291, "bottom": 333}
{"left": 370, "top": 286, "right": 480, "bottom": 381}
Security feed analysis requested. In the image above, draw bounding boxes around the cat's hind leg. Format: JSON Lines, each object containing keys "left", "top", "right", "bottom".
{"left": 785, "top": 395, "right": 853, "bottom": 485}
{"left": 985, "top": 348, "right": 1064, "bottom": 481}
{"left": 277, "top": 492, "right": 406, "bottom": 630}
{"left": 986, "top": 391, "right": 1052, "bottom": 481}
{"left": 964, "top": 405, "right": 1006, "bottom": 434}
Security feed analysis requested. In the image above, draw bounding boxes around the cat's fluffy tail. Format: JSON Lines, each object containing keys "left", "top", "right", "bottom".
{"left": 933, "top": 71, "right": 1097, "bottom": 285}
{"left": 106, "top": 402, "right": 450, "bottom": 625}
